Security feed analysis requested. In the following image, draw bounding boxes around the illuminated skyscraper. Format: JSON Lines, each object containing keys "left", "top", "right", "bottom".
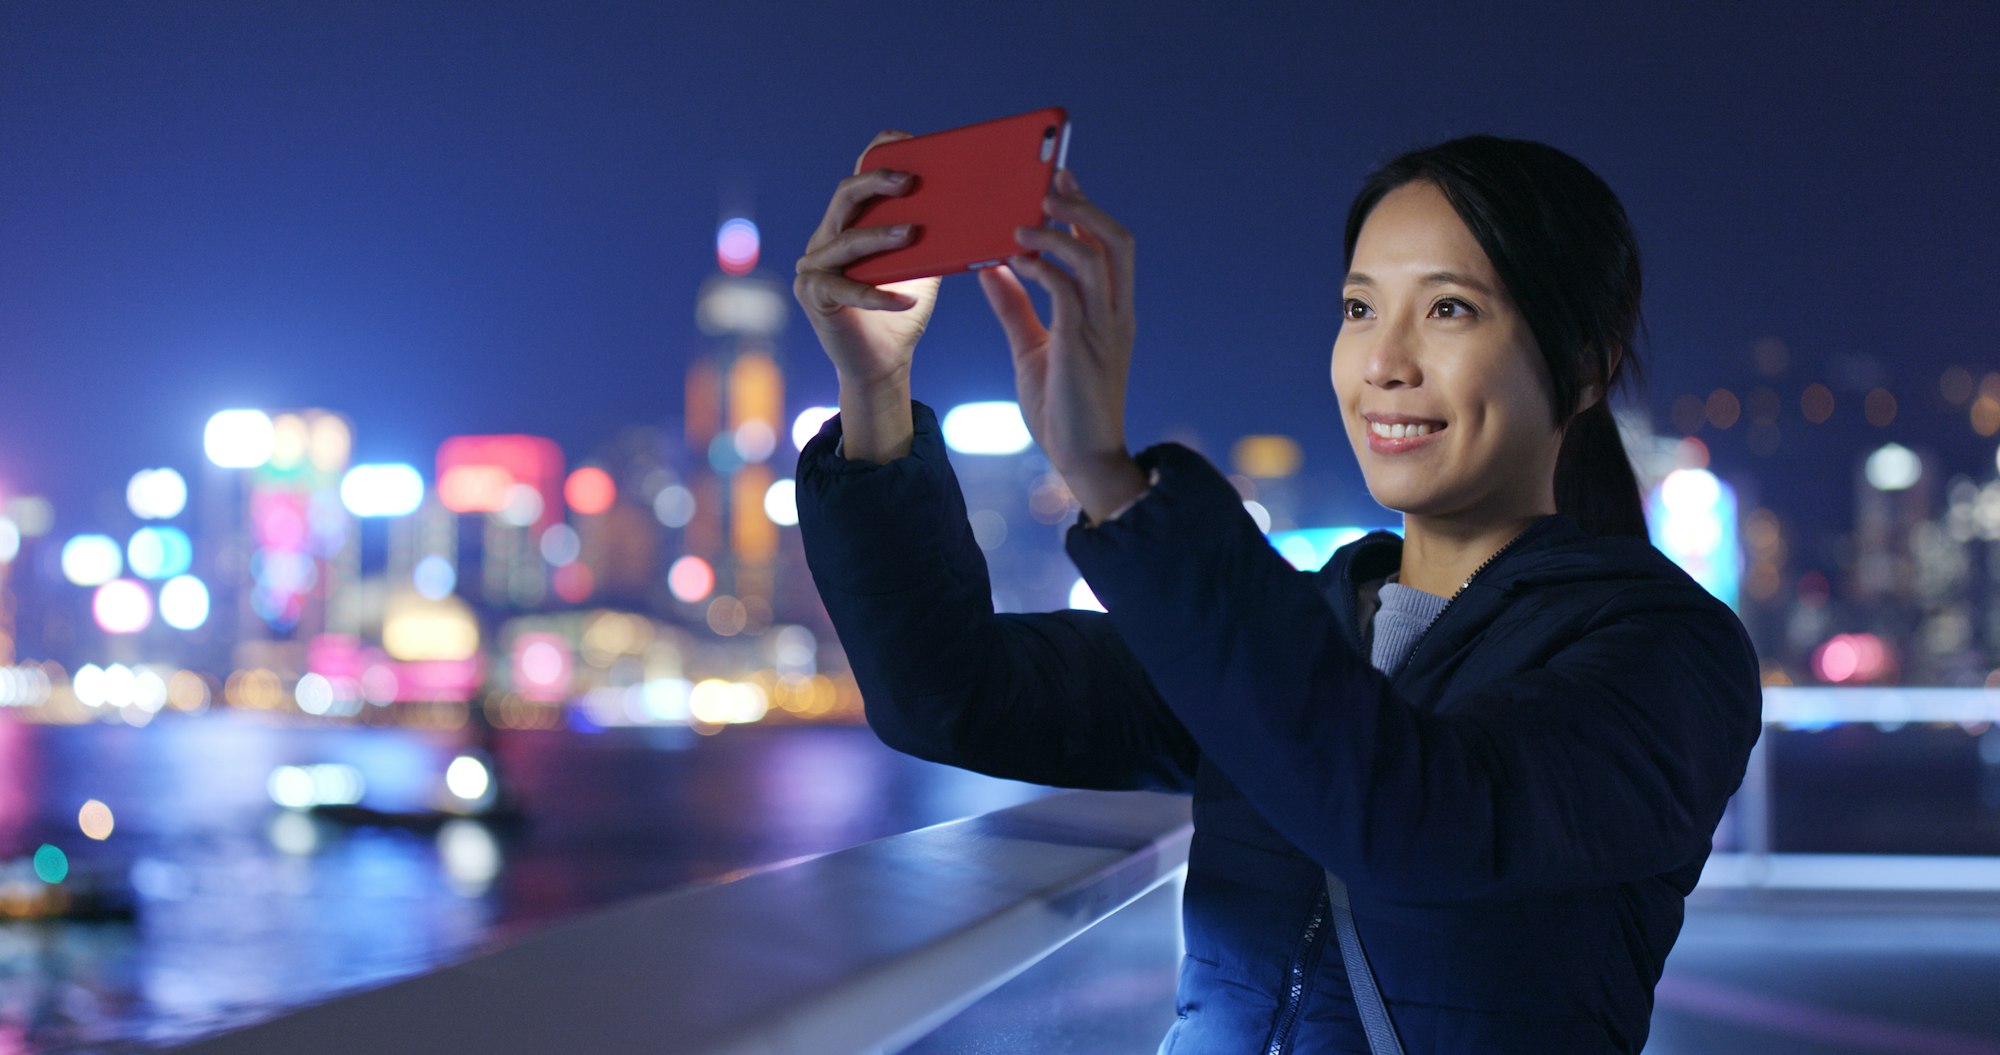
{"left": 688, "top": 216, "right": 788, "bottom": 635}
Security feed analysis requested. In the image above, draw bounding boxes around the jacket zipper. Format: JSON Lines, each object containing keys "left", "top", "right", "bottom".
{"left": 1264, "top": 521, "right": 1538, "bottom": 1053}
{"left": 1265, "top": 886, "right": 1330, "bottom": 1055}
{"left": 1387, "top": 522, "right": 1536, "bottom": 682}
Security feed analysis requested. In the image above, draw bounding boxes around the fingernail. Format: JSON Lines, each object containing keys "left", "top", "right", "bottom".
{"left": 886, "top": 171, "right": 910, "bottom": 183}
{"left": 892, "top": 223, "right": 911, "bottom": 236}
{"left": 1058, "top": 169, "right": 1077, "bottom": 192}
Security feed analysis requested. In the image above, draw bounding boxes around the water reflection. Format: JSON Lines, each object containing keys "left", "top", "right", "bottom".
{"left": 0, "top": 713, "right": 1048, "bottom": 1051}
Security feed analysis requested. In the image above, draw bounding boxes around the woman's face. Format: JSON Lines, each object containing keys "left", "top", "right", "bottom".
{"left": 1330, "top": 180, "right": 1563, "bottom": 523}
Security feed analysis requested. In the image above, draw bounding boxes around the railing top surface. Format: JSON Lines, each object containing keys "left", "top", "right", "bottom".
{"left": 174, "top": 788, "right": 1193, "bottom": 1055}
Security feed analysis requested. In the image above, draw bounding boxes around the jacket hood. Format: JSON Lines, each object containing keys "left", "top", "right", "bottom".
{"left": 1316, "top": 512, "right": 1704, "bottom": 665}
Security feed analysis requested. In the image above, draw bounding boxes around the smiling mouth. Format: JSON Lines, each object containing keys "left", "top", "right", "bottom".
{"left": 1367, "top": 421, "right": 1446, "bottom": 439}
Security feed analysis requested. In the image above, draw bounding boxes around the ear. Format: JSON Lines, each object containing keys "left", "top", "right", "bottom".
{"left": 1575, "top": 343, "right": 1622, "bottom": 414}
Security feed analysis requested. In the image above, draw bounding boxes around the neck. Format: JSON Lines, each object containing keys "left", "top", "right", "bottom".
{"left": 1397, "top": 508, "right": 1551, "bottom": 599}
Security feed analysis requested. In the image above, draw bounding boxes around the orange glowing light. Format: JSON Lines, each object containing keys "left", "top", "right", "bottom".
{"left": 565, "top": 467, "right": 616, "bottom": 516}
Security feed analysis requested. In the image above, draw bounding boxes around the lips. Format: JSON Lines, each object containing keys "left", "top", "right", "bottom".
{"left": 1365, "top": 418, "right": 1447, "bottom": 455}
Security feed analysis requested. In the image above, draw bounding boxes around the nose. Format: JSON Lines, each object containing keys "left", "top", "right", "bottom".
{"left": 1362, "top": 317, "right": 1422, "bottom": 390}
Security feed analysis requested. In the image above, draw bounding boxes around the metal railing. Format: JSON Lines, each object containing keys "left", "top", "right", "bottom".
{"left": 176, "top": 789, "right": 1193, "bottom": 1055}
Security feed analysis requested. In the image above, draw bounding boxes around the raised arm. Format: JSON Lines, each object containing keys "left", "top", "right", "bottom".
{"left": 794, "top": 400, "right": 1198, "bottom": 792}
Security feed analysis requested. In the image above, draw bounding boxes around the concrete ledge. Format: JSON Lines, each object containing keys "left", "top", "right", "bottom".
{"left": 174, "top": 789, "right": 1194, "bottom": 1055}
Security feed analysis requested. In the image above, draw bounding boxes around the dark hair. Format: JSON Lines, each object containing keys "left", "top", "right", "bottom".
{"left": 1342, "top": 135, "right": 1650, "bottom": 539}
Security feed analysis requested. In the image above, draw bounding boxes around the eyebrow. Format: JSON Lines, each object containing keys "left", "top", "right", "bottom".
{"left": 1344, "top": 270, "right": 1497, "bottom": 297}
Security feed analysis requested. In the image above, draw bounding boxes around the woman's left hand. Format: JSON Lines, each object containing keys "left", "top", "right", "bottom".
{"left": 977, "top": 168, "right": 1149, "bottom": 522}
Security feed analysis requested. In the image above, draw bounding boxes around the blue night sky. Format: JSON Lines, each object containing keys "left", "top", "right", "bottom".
{"left": 2, "top": 2, "right": 1994, "bottom": 542}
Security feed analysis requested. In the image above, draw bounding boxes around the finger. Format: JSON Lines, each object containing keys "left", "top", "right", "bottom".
{"left": 1013, "top": 226, "right": 1111, "bottom": 320}
{"left": 809, "top": 168, "right": 916, "bottom": 253}
{"left": 794, "top": 269, "right": 918, "bottom": 316}
{"left": 853, "top": 129, "right": 914, "bottom": 174}
{"left": 1005, "top": 251, "right": 1083, "bottom": 340}
{"left": 797, "top": 222, "right": 915, "bottom": 274}
{"left": 976, "top": 264, "right": 1048, "bottom": 354}
{"left": 1043, "top": 176, "right": 1135, "bottom": 310}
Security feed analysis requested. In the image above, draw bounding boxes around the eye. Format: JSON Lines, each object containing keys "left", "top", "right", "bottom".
{"left": 1342, "top": 298, "right": 1373, "bottom": 321}
{"left": 1431, "top": 297, "right": 1476, "bottom": 319}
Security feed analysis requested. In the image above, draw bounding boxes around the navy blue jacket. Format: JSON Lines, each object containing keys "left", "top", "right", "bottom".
{"left": 795, "top": 400, "right": 1762, "bottom": 1054}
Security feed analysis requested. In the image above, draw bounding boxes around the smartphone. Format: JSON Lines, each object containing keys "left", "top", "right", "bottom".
{"left": 841, "top": 106, "right": 1071, "bottom": 286}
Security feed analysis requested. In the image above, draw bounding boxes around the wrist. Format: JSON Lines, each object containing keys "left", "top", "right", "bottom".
{"left": 1065, "top": 454, "right": 1150, "bottom": 526}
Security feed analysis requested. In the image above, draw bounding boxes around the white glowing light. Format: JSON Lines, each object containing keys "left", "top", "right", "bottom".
{"left": 204, "top": 409, "right": 276, "bottom": 469}
{"left": 126, "top": 468, "right": 189, "bottom": 519}
{"left": 1659, "top": 468, "right": 1723, "bottom": 514}
{"left": 733, "top": 420, "right": 778, "bottom": 463}
{"left": 1069, "top": 578, "right": 1106, "bottom": 612}
{"left": 764, "top": 479, "right": 798, "bottom": 526}
{"left": 445, "top": 755, "right": 492, "bottom": 803}
{"left": 792, "top": 407, "right": 839, "bottom": 451}
{"left": 268, "top": 766, "right": 316, "bottom": 809}
{"left": 0, "top": 517, "right": 19, "bottom": 564}
{"left": 161, "top": 575, "right": 211, "bottom": 630}
{"left": 1864, "top": 443, "right": 1921, "bottom": 492}
{"left": 93, "top": 580, "right": 153, "bottom": 634}
{"left": 295, "top": 673, "right": 333, "bottom": 716}
{"left": 62, "top": 534, "right": 124, "bottom": 586}
{"left": 941, "top": 401, "right": 1034, "bottom": 456}
{"left": 340, "top": 463, "right": 425, "bottom": 517}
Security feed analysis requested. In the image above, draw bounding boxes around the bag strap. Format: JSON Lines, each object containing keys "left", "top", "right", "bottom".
{"left": 1324, "top": 870, "right": 1406, "bottom": 1055}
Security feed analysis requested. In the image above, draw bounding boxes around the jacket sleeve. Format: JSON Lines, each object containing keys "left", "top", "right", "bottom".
{"left": 1064, "top": 439, "right": 1764, "bottom": 904}
{"left": 793, "top": 399, "right": 1200, "bottom": 794}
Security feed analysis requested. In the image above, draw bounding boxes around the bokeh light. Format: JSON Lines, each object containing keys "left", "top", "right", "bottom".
{"left": 79, "top": 800, "right": 114, "bottom": 840}
{"left": 717, "top": 217, "right": 760, "bottom": 275}
{"left": 33, "top": 845, "right": 67, "bottom": 884}
{"left": 413, "top": 555, "right": 457, "bottom": 600}
{"left": 792, "top": 406, "right": 838, "bottom": 451}
{"left": 668, "top": 555, "right": 715, "bottom": 603}
{"left": 539, "top": 524, "right": 581, "bottom": 566}
{"left": 62, "top": 534, "right": 123, "bottom": 587}
{"left": 653, "top": 484, "right": 695, "bottom": 528}
{"left": 126, "top": 468, "right": 188, "bottom": 519}
{"left": 1800, "top": 383, "right": 1835, "bottom": 424}
{"left": 942, "top": 401, "right": 1033, "bottom": 455}
{"left": 764, "top": 478, "right": 798, "bottom": 526}
{"left": 340, "top": 463, "right": 425, "bottom": 517}
{"left": 1864, "top": 443, "right": 1921, "bottom": 491}
{"left": 93, "top": 579, "right": 153, "bottom": 634}
{"left": 565, "top": 467, "right": 615, "bottom": 516}
{"left": 127, "top": 526, "right": 193, "bottom": 579}
{"left": 204, "top": 409, "right": 276, "bottom": 469}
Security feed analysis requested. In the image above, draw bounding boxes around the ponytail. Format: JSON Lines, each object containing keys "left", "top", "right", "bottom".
{"left": 1555, "top": 398, "right": 1648, "bottom": 539}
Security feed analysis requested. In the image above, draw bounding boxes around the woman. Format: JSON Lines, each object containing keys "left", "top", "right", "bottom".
{"left": 790, "top": 131, "right": 1762, "bottom": 1054}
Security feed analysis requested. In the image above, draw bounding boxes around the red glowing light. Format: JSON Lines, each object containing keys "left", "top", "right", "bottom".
{"left": 668, "top": 555, "right": 714, "bottom": 603}
{"left": 552, "top": 562, "right": 594, "bottom": 603}
{"left": 565, "top": 467, "right": 616, "bottom": 516}
{"left": 437, "top": 435, "right": 564, "bottom": 525}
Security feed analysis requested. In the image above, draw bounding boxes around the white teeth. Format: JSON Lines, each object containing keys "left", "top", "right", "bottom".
{"left": 1370, "top": 421, "right": 1441, "bottom": 439}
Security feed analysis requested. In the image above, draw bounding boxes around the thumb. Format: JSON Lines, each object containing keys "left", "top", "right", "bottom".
{"left": 978, "top": 265, "right": 1047, "bottom": 357}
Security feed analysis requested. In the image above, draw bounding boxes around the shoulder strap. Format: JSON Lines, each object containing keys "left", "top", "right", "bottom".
{"left": 1324, "top": 871, "right": 1406, "bottom": 1055}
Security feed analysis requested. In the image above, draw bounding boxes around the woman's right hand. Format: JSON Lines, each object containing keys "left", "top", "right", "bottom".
{"left": 793, "top": 130, "right": 942, "bottom": 390}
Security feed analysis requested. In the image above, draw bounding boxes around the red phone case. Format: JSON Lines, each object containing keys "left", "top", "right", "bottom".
{"left": 842, "top": 106, "right": 1071, "bottom": 286}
